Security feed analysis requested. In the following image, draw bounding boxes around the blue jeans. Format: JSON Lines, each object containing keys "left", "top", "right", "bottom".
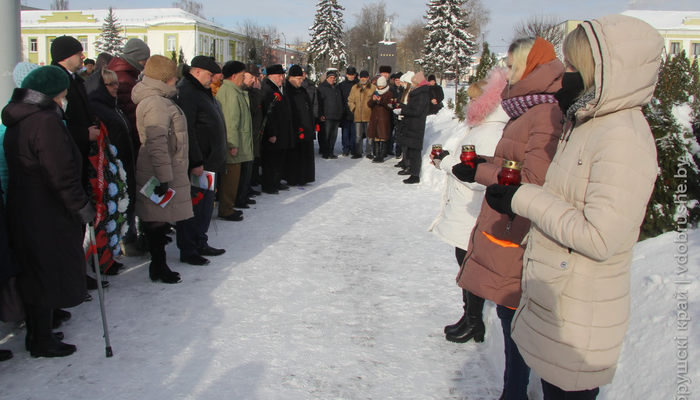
{"left": 340, "top": 119, "right": 356, "bottom": 153}
{"left": 498, "top": 305, "right": 531, "bottom": 400}
{"left": 541, "top": 380, "right": 599, "bottom": 400}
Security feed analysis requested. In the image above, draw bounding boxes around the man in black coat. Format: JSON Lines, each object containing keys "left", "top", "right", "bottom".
{"left": 260, "top": 64, "right": 295, "bottom": 194}
{"left": 316, "top": 71, "right": 343, "bottom": 159}
{"left": 175, "top": 56, "right": 227, "bottom": 266}
{"left": 283, "top": 65, "right": 316, "bottom": 186}
{"left": 395, "top": 72, "right": 431, "bottom": 184}
{"left": 427, "top": 74, "right": 445, "bottom": 115}
{"left": 338, "top": 67, "right": 358, "bottom": 156}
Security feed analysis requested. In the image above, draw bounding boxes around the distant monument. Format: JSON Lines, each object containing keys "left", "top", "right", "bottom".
{"left": 377, "top": 21, "right": 396, "bottom": 73}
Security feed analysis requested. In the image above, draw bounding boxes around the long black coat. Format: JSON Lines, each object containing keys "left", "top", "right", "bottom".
{"left": 245, "top": 85, "right": 263, "bottom": 158}
{"left": 89, "top": 74, "right": 136, "bottom": 214}
{"left": 317, "top": 80, "right": 343, "bottom": 121}
{"left": 398, "top": 85, "right": 430, "bottom": 150}
{"left": 284, "top": 81, "right": 316, "bottom": 185}
{"left": 428, "top": 84, "right": 445, "bottom": 115}
{"left": 176, "top": 72, "right": 228, "bottom": 174}
{"left": 2, "top": 89, "right": 89, "bottom": 308}
{"left": 261, "top": 78, "right": 295, "bottom": 151}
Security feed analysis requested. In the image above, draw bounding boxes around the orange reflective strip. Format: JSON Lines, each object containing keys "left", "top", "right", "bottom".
{"left": 482, "top": 231, "right": 519, "bottom": 248}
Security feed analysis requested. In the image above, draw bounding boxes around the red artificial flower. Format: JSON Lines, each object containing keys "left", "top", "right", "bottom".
{"left": 300, "top": 134, "right": 305, "bottom": 139}
{"left": 299, "top": 127, "right": 304, "bottom": 132}
{"left": 315, "top": 124, "right": 320, "bottom": 132}
{"left": 274, "top": 93, "right": 282, "bottom": 101}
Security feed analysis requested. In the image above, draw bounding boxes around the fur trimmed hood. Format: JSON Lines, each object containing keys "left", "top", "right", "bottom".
{"left": 465, "top": 68, "right": 508, "bottom": 126}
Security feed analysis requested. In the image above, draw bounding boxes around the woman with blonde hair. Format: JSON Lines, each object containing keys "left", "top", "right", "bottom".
{"left": 486, "top": 15, "right": 663, "bottom": 399}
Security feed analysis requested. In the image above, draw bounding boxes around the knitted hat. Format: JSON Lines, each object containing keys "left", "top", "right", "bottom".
{"left": 326, "top": 70, "right": 337, "bottom": 78}
{"left": 222, "top": 61, "right": 246, "bottom": 79}
{"left": 144, "top": 55, "right": 176, "bottom": 83}
{"left": 21, "top": 66, "right": 70, "bottom": 99}
{"left": 122, "top": 38, "right": 151, "bottom": 71}
{"left": 401, "top": 71, "right": 415, "bottom": 83}
{"left": 411, "top": 71, "right": 426, "bottom": 85}
{"left": 359, "top": 70, "right": 370, "bottom": 78}
{"left": 245, "top": 64, "right": 261, "bottom": 77}
{"left": 376, "top": 76, "right": 388, "bottom": 88}
{"left": 346, "top": 67, "right": 357, "bottom": 75}
{"left": 13, "top": 62, "right": 39, "bottom": 88}
{"left": 427, "top": 74, "right": 436, "bottom": 82}
{"left": 288, "top": 65, "right": 304, "bottom": 77}
{"left": 50, "top": 36, "right": 83, "bottom": 63}
{"left": 379, "top": 65, "right": 392, "bottom": 74}
{"left": 191, "top": 56, "right": 221, "bottom": 74}
{"left": 84, "top": 58, "right": 95, "bottom": 66}
{"left": 266, "top": 64, "right": 285, "bottom": 75}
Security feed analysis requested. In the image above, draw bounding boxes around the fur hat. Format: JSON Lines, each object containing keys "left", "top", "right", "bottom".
{"left": 376, "top": 76, "right": 388, "bottom": 88}
{"left": 21, "top": 66, "right": 70, "bottom": 99}
{"left": 266, "top": 64, "right": 285, "bottom": 75}
{"left": 222, "top": 61, "right": 246, "bottom": 79}
{"left": 191, "top": 56, "right": 222, "bottom": 74}
{"left": 50, "top": 36, "right": 83, "bottom": 63}
{"left": 122, "top": 38, "right": 151, "bottom": 71}
{"left": 13, "top": 62, "right": 39, "bottom": 88}
{"left": 144, "top": 55, "right": 176, "bottom": 83}
{"left": 288, "top": 65, "right": 304, "bottom": 77}
{"left": 359, "top": 70, "right": 370, "bottom": 78}
{"left": 379, "top": 65, "right": 392, "bottom": 74}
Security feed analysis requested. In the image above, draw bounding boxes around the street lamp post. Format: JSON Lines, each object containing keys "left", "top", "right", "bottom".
{"left": 280, "top": 32, "right": 287, "bottom": 68}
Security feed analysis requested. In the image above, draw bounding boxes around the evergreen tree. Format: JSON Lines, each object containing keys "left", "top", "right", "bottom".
{"left": 640, "top": 53, "right": 700, "bottom": 240}
{"left": 473, "top": 41, "right": 496, "bottom": 82}
{"left": 417, "top": 0, "right": 477, "bottom": 77}
{"left": 178, "top": 47, "right": 186, "bottom": 65}
{"left": 689, "top": 58, "right": 700, "bottom": 142}
{"left": 93, "top": 7, "right": 125, "bottom": 56}
{"left": 308, "top": 0, "right": 348, "bottom": 70}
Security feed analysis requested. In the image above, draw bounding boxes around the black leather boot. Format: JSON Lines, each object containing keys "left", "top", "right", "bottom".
{"left": 444, "top": 290, "right": 469, "bottom": 334}
{"left": 372, "top": 141, "right": 381, "bottom": 163}
{"left": 446, "top": 291, "right": 486, "bottom": 343}
{"left": 27, "top": 306, "right": 76, "bottom": 358}
{"left": 373, "top": 141, "right": 387, "bottom": 163}
{"left": 147, "top": 225, "right": 181, "bottom": 284}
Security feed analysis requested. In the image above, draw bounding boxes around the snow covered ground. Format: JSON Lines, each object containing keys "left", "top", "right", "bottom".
{"left": 0, "top": 108, "right": 697, "bottom": 399}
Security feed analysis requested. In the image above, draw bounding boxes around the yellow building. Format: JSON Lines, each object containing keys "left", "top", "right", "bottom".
{"left": 20, "top": 8, "right": 247, "bottom": 65}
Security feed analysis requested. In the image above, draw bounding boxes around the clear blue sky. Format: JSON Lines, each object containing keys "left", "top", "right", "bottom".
{"left": 25, "top": 0, "right": 700, "bottom": 53}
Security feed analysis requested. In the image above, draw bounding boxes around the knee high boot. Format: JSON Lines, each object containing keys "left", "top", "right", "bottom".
{"left": 27, "top": 305, "right": 76, "bottom": 358}
{"left": 372, "top": 141, "right": 381, "bottom": 163}
{"left": 147, "top": 225, "right": 181, "bottom": 284}
{"left": 446, "top": 291, "right": 486, "bottom": 343}
{"left": 378, "top": 141, "right": 387, "bottom": 162}
{"left": 444, "top": 289, "right": 469, "bottom": 334}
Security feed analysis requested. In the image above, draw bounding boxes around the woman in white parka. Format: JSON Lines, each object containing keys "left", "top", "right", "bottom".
{"left": 485, "top": 15, "right": 663, "bottom": 398}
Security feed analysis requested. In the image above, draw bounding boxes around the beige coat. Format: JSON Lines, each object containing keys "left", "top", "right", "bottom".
{"left": 347, "top": 81, "right": 375, "bottom": 122}
{"left": 132, "top": 76, "right": 194, "bottom": 223}
{"left": 510, "top": 14, "right": 663, "bottom": 391}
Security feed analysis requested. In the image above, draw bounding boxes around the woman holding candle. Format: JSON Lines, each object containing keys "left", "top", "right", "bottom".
{"left": 427, "top": 67, "right": 508, "bottom": 344}
{"left": 485, "top": 15, "right": 663, "bottom": 398}
{"left": 451, "top": 36, "right": 564, "bottom": 400}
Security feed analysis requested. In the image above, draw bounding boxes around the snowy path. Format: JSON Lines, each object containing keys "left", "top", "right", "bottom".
{"left": 0, "top": 153, "right": 502, "bottom": 399}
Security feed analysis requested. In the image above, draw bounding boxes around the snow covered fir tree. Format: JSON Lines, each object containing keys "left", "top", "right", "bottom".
{"left": 93, "top": 7, "right": 125, "bottom": 56}
{"left": 417, "top": 0, "right": 477, "bottom": 78}
{"left": 307, "top": 0, "right": 348, "bottom": 73}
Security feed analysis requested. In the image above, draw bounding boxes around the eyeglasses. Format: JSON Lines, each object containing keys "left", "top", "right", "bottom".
{"left": 105, "top": 82, "right": 119, "bottom": 87}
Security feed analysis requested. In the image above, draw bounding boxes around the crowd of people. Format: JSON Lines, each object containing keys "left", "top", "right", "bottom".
{"left": 0, "top": 12, "right": 666, "bottom": 400}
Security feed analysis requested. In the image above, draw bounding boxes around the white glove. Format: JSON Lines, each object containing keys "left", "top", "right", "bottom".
{"left": 393, "top": 108, "right": 402, "bottom": 115}
{"left": 432, "top": 158, "right": 442, "bottom": 170}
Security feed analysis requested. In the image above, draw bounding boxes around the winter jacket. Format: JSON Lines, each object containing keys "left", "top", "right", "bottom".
{"left": 509, "top": 15, "right": 663, "bottom": 391}
{"left": 348, "top": 81, "right": 376, "bottom": 123}
{"left": 367, "top": 91, "right": 393, "bottom": 140}
{"left": 51, "top": 62, "right": 93, "bottom": 164}
{"left": 176, "top": 72, "right": 228, "bottom": 174}
{"left": 339, "top": 76, "right": 358, "bottom": 121}
{"left": 397, "top": 85, "right": 430, "bottom": 150}
{"left": 261, "top": 78, "right": 295, "bottom": 151}
{"left": 317, "top": 80, "right": 343, "bottom": 121}
{"left": 217, "top": 80, "right": 253, "bottom": 164}
{"left": 456, "top": 58, "right": 564, "bottom": 309}
{"left": 286, "top": 80, "right": 316, "bottom": 142}
{"left": 89, "top": 72, "right": 137, "bottom": 214}
{"left": 429, "top": 69, "right": 509, "bottom": 250}
{"left": 243, "top": 84, "right": 263, "bottom": 158}
{"left": 2, "top": 89, "right": 90, "bottom": 308}
{"left": 428, "top": 84, "right": 445, "bottom": 115}
{"left": 132, "top": 76, "right": 193, "bottom": 223}
{"left": 105, "top": 57, "right": 141, "bottom": 146}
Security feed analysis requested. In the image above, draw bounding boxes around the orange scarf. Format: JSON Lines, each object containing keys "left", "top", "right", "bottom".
{"left": 520, "top": 37, "right": 557, "bottom": 80}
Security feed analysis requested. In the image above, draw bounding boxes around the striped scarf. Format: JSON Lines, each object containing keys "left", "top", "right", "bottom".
{"left": 501, "top": 94, "right": 558, "bottom": 119}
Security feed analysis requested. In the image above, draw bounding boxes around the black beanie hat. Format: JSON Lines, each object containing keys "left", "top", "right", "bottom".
{"left": 51, "top": 36, "right": 84, "bottom": 63}
{"left": 222, "top": 61, "right": 246, "bottom": 79}
{"left": 428, "top": 74, "right": 437, "bottom": 82}
{"left": 288, "top": 65, "right": 304, "bottom": 77}
{"left": 359, "top": 70, "right": 370, "bottom": 78}
{"left": 21, "top": 66, "right": 70, "bottom": 99}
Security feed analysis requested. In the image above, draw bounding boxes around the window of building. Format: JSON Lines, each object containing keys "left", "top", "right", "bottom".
{"left": 670, "top": 42, "right": 681, "bottom": 56}
{"left": 167, "top": 35, "right": 176, "bottom": 52}
{"left": 80, "top": 37, "right": 88, "bottom": 52}
{"left": 692, "top": 43, "right": 700, "bottom": 58}
{"left": 29, "top": 38, "right": 38, "bottom": 53}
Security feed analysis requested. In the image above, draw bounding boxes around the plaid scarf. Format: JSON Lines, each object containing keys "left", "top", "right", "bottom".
{"left": 501, "top": 94, "right": 558, "bottom": 119}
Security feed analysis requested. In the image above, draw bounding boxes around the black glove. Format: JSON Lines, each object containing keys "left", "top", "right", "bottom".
{"left": 75, "top": 201, "right": 97, "bottom": 226}
{"left": 433, "top": 150, "right": 450, "bottom": 160}
{"left": 153, "top": 181, "right": 169, "bottom": 197}
{"left": 451, "top": 158, "right": 486, "bottom": 183}
{"left": 485, "top": 184, "right": 519, "bottom": 218}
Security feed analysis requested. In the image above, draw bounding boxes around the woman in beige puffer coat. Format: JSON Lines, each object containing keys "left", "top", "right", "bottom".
{"left": 132, "top": 55, "right": 193, "bottom": 284}
{"left": 485, "top": 15, "right": 663, "bottom": 398}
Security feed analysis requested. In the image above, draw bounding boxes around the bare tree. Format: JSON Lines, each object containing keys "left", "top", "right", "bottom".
{"left": 51, "top": 0, "right": 69, "bottom": 10}
{"left": 237, "top": 19, "right": 280, "bottom": 67}
{"left": 396, "top": 19, "right": 425, "bottom": 73}
{"left": 463, "top": 0, "right": 490, "bottom": 42}
{"left": 172, "top": 0, "right": 204, "bottom": 18}
{"left": 513, "top": 13, "right": 564, "bottom": 55}
{"left": 344, "top": 1, "right": 397, "bottom": 73}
